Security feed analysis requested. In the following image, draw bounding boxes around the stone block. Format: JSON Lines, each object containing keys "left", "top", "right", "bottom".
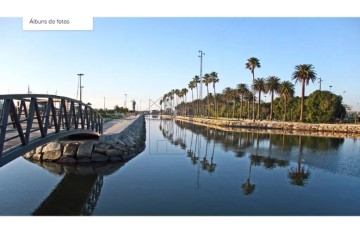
{"left": 91, "top": 152, "right": 109, "bottom": 162}
{"left": 93, "top": 142, "right": 112, "bottom": 154}
{"left": 43, "top": 142, "right": 63, "bottom": 152}
{"left": 63, "top": 143, "right": 79, "bottom": 157}
{"left": 32, "top": 153, "right": 43, "bottom": 161}
{"left": 58, "top": 156, "right": 77, "bottom": 164}
{"left": 77, "top": 141, "right": 94, "bottom": 158}
{"left": 23, "top": 150, "right": 35, "bottom": 159}
{"left": 77, "top": 158, "right": 92, "bottom": 163}
{"left": 43, "top": 150, "right": 63, "bottom": 161}
{"left": 106, "top": 149, "right": 123, "bottom": 157}
{"left": 36, "top": 145, "right": 45, "bottom": 154}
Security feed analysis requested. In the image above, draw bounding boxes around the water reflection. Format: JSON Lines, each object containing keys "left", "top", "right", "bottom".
{"left": 159, "top": 119, "right": 349, "bottom": 195}
{"left": 242, "top": 161, "right": 255, "bottom": 195}
{"left": 288, "top": 136, "right": 311, "bottom": 187}
{"left": 28, "top": 130, "right": 146, "bottom": 215}
{"left": 33, "top": 174, "right": 103, "bottom": 215}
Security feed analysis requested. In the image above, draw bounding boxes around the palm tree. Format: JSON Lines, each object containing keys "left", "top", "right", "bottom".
{"left": 171, "top": 89, "right": 176, "bottom": 114}
{"left": 292, "top": 64, "right": 317, "bottom": 122}
{"left": 237, "top": 83, "right": 249, "bottom": 119}
{"left": 188, "top": 80, "right": 196, "bottom": 116}
{"left": 181, "top": 88, "right": 188, "bottom": 116}
{"left": 193, "top": 76, "right": 201, "bottom": 116}
{"left": 245, "top": 90, "right": 254, "bottom": 119}
{"left": 278, "top": 81, "right": 295, "bottom": 121}
{"left": 253, "top": 78, "right": 267, "bottom": 119}
{"left": 203, "top": 73, "right": 212, "bottom": 118}
{"left": 210, "top": 71, "right": 219, "bottom": 119}
{"left": 266, "top": 76, "right": 280, "bottom": 120}
{"left": 246, "top": 57, "right": 261, "bottom": 122}
{"left": 223, "top": 87, "right": 235, "bottom": 118}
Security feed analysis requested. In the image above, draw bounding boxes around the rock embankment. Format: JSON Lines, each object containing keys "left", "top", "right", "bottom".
{"left": 171, "top": 115, "right": 360, "bottom": 138}
{"left": 23, "top": 115, "right": 146, "bottom": 164}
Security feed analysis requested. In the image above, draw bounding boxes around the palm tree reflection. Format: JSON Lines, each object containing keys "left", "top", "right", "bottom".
{"left": 200, "top": 128, "right": 217, "bottom": 174}
{"left": 242, "top": 160, "right": 255, "bottom": 195}
{"left": 288, "top": 135, "right": 310, "bottom": 186}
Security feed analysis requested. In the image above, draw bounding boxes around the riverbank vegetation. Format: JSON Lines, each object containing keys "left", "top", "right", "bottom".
{"left": 160, "top": 57, "right": 355, "bottom": 124}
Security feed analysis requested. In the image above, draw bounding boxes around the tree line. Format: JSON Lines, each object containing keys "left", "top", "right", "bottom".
{"left": 160, "top": 57, "right": 346, "bottom": 123}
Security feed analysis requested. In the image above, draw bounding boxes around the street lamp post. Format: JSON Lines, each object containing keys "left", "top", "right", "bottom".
{"left": 77, "top": 73, "right": 84, "bottom": 102}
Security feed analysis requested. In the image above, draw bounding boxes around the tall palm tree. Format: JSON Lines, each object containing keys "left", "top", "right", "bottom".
{"left": 266, "top": 76, "right": 280, "bottom": 120}
{"left": 278, "top": 81, "right": 295, "bottom": 121}
{"left": 245, "top": 90, "right": 254, "bottom": 119}
{"left": 203, "top": 73, "right": 212, "bottom": 118}
{"left": 253, "top": 77, "right": 267, "bottom": 119}
{"left": 181, "top": 88, "right": 188, "bottom": 116}
{"left": 188, "top": 80, "right": 196, "bottom": 116}
{"left": 292, "top": 64, "right": 317, "bottom": 122}
{"left": 171, "top": 89, "right": 176, "bottom": 113}
{"left": 174, "top": 89, "right": 181, "bottom": 107}
{"left": 193, "top": 75, "right": 201, "bottom": 116}
{"left": 246, "top": 57, "right": 261, "bottom": 122}
{"left": 237, "top": 83, "right": 249, "bottom": 119}
{"left": 210, "top": 71, "right": 219, "bottom": 119}
{"left": 223, "top": 87, "right": 235, "bottom": 118}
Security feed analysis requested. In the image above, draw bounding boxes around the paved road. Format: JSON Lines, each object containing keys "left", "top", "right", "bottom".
{"left": 102, "top": 116, "right": 137, "bottom": 135}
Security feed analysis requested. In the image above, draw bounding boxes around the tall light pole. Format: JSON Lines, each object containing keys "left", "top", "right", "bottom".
{"left": 104, "top": 97, "right": 105, "bottom": 110}
{"left": 77, "top": 73, "right": 84, "bottom": 102}
{"left": 199, "top": 50, "right": 205, "bottom": 116}
{"left": 318, "top": 77, "right": 323, "bottom": 91}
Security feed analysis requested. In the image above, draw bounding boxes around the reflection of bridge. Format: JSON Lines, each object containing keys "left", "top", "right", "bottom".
{"left": 0, "top": 94, "right": 103, "bottom": 166}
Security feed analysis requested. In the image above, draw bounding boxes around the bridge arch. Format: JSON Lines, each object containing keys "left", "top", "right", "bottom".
{"left": 0, "top": 94, "right": 103, "bottom": 166}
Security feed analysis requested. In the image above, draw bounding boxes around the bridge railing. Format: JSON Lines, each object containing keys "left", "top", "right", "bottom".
{"left": 0, "top": 94, "right": 103, "bottom": 157}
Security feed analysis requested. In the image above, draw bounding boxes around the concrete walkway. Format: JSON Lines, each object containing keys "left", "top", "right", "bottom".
{"left": 102, "top": 116, "right": 138, "bottom": 135}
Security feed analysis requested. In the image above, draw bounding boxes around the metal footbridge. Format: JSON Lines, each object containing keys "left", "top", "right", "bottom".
{"left": 0, "top": 94, "right": 103, "bottom": 167}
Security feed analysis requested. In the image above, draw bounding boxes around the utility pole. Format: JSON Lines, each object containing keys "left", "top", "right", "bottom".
{"left": 318, "top": 77, "right": 323, "bottom": 91}
{"left": 198, "top": 50, "right": 205, "bottom": 116}
{"left": 77, "top": 73, "right": 84, "bottom": 102}
{"left": 104, "top": 97, "right": 105, "bottom": 110}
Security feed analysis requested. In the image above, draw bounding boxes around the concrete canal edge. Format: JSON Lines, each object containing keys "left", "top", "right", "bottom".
{"left": 169, "top": 115, "right": 360, "bottom": 138}
{"left": 23, "top": 115, "right": 146, "bottom": 164}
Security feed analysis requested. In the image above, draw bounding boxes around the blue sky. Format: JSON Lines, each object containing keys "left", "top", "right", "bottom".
{"left": 1, "top": 17, "right": 359, "bottom": 110}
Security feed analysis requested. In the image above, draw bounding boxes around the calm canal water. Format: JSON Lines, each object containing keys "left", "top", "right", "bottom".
{"left": 0, "top": 117, "right": 360, "bottom": 215}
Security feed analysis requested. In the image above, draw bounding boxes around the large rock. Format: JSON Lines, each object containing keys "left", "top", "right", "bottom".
{"left": 93, "top": 142, "right": 112, "bottom": 154}
{"left": 77, "top": 141, "right": 94, "bottom": 158}
{"left": 63, "top": 143, "right": 79, "bottom": 157}
{"left": 32, "top": 153, "right": 43, "bottom": 161}
{"left": 43, "top": 142, "right": 63, "bottom": 152}
{"left": 77, "top": 158, "right": 92, "bottom": 163}
{"left": 23, "top": 150, "right": 35, "bottom": 159}
{"left": 43, "top": 150, "right": 63, "bottom": 161}
{"left": 36, "top": 145, "right": 45, "bottom": 154}
{"left": 58, "top": 156, "right": 77, "bottom": 164}
{"left": 91, "top": 152, "right": 109, "bottom": 162}
{"left": 106, "top": 149, "right": 123, "bottom": 157}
